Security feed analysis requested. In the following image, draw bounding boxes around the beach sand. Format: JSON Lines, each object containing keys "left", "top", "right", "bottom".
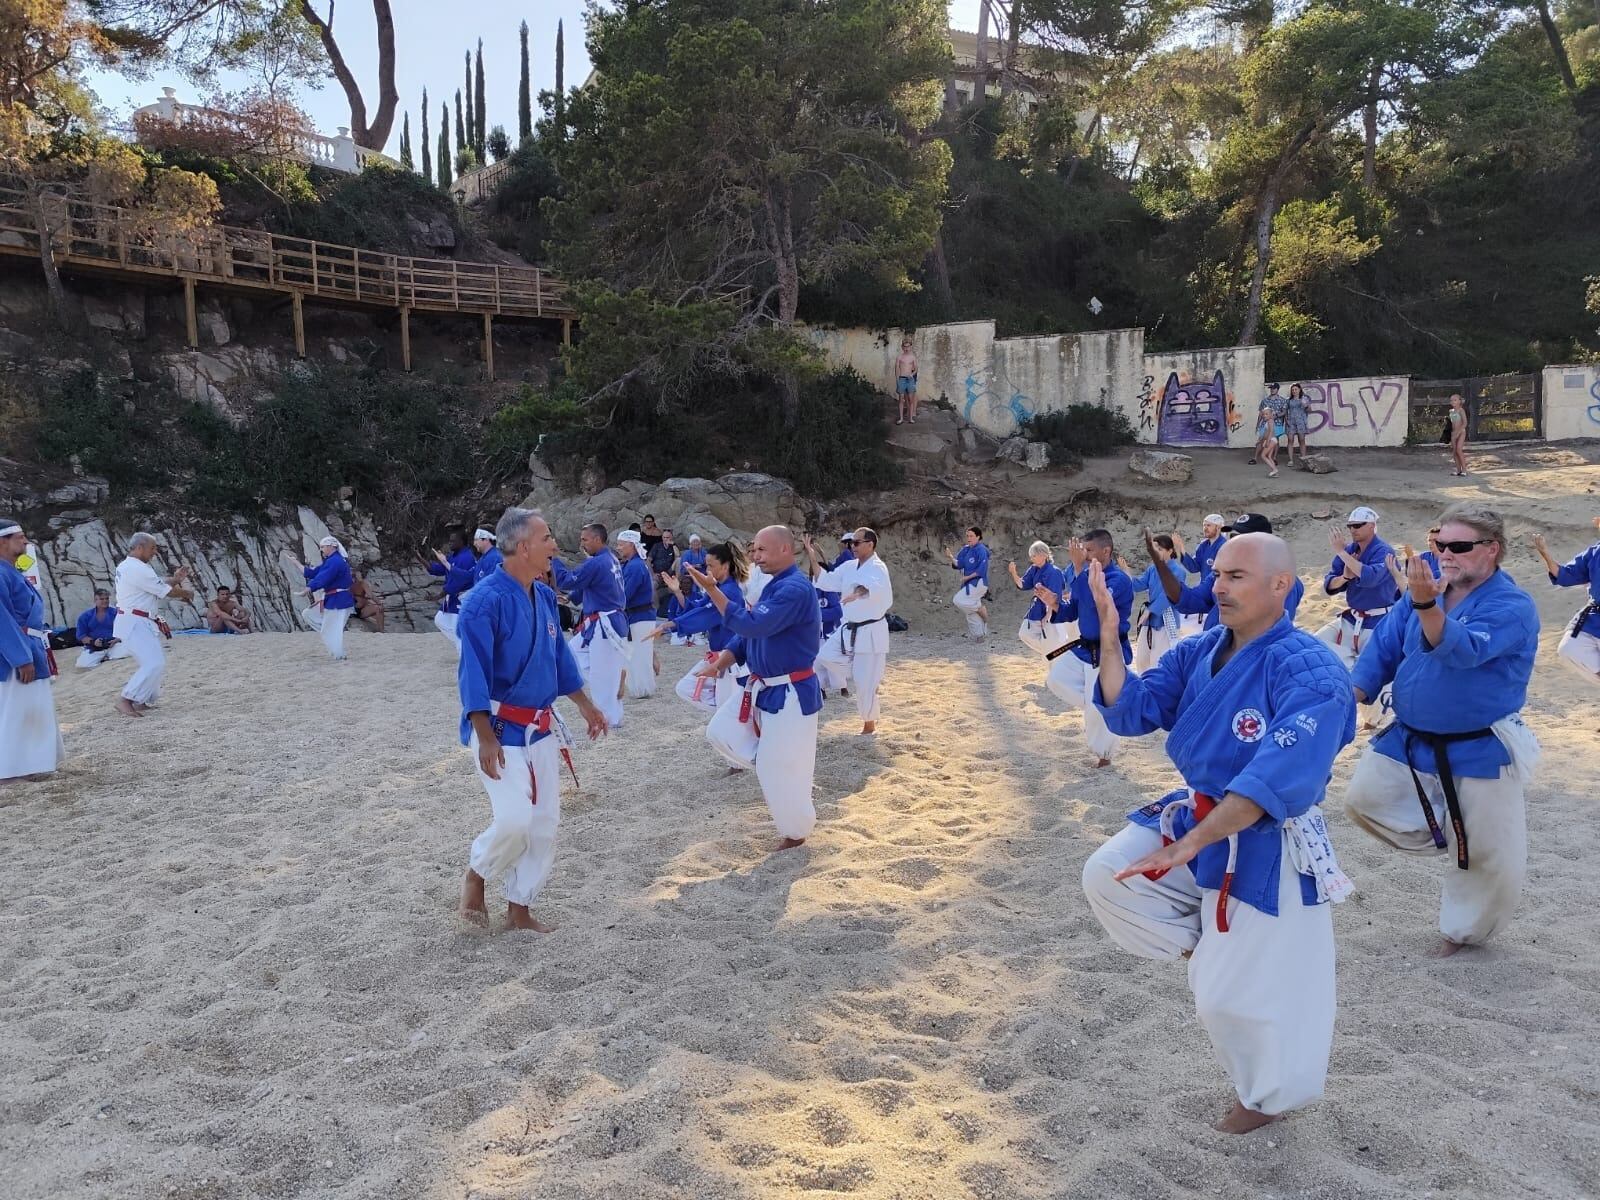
{"left": 4, "top": 449, "right": 1600, "bottom": 1199}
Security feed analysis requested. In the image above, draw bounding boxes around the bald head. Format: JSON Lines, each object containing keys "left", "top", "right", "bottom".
{"left": 751, "top": 524, "right": 797, "bottom": 572}
{"left": 1211, "top": 533, "right": 1295, "bottom": 634}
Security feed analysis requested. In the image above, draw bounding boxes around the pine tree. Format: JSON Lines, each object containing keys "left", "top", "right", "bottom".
{"left": 518, "top": 20, "right": 532, "bottom": 144}
{"left": 463, "top": 53, "right": 474, "bottom": 153}
{"left": 474, "top": 39, "right": 487, "bottom": 160}
{"left": 438, "top": 101, "right": 451, "bottom": 189}
{"left": 455, "top": 89, "right": 467, "bottom": 164}
{"left": 420, "top": 88, "right": 432, "bottom": 183}
{"left": 399, "top": 112, "right": 413, "bottom": 170}
{"left": 553, "top": 19, "right": 565, "bottom": 136}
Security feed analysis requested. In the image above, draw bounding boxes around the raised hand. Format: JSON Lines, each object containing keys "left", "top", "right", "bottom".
{"left": 1406, "top": 551, "right": 1447, "bottom": 605}
{"left": 1087, "top": 559, "right": 1118, "bottom": 628}
{"left": 1327, "top": 524, "right": 1346, "bottom": 553}
{"left": 1384, "top": 553, "right": 1407, "bottom": 592}
{"left": 1168, "top": 530, "right": 1185, "bottom": 557}
{"left": 1532, "top": 533, "right": 1547, "bottom": 553}
{"left": 1067, "top": 537, "right": 1088, "bottom": 570}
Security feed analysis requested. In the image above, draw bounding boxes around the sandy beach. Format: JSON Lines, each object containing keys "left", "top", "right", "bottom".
{"left": 5, "top": 447, "right": 1600, "bottom": 1200}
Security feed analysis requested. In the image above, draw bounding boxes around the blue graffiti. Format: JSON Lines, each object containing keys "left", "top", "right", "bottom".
{"left": 964, "top": 370, "right": 1035, "bottom": 431}
{"left": 1588, "top": 377, "right": 1600, "bottom": 426}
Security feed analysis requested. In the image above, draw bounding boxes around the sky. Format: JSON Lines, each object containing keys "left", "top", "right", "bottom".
{"left": 87, "top": 2, "right": 990, "bottom": 159}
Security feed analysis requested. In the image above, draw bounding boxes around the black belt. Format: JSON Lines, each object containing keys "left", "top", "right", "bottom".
{"left": 1569, "top": 602, "right": 1600, "bottom": 639}
{"left": 1399, "top": 722, "right": 1496, "bottom": 870}
{"left": 845, "top": 614, "right": 887, "bottom": 654}
{"left": 1045, "top": 632, "right": 1128, "bottom": 666}
{"left": 625, "top": 605, "right": 656, "bottom": 619}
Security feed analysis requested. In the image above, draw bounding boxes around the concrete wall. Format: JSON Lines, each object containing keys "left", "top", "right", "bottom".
{"left": 1543, "top": 365, "right": 1600, "bottom": 442}
{"left": 1138, "top": 346, "right": 1266, "bottom": 449}
{"left": 1291, "top": 376, "right": 1410, "bottom": 446}
{"left": 991, "top": 328, "right": 1145, "bottom": 436}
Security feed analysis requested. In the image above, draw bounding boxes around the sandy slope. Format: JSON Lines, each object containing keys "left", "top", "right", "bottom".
{"left": 3, "top": 449, "right": 1600, "bottom": 1200}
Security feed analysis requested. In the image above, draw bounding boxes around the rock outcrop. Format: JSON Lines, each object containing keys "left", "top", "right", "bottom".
{"left": 1128, "top": 448, "right": 1194, "bottom": 484}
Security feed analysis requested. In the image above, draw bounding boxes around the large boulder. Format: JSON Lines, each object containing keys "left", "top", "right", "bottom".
{"left": 709, "top": 472, "right": 806, "bottom": 531}
{"left": 82, "top": 290, "right": 146, "bottom": 338}
{"left": 1302, "top": 453, "right": 1338, "bottom": 474}
{"left": 1129, "top": 448, "right": 1194, "bottom": 484}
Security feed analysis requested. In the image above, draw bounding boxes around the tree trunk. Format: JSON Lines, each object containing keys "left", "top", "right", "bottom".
{"left": 924, "top": 228, "right": 955, "bottom": 316}
{"left": 974, "top": 0, "right": 991, "bottom": 100}
{"left": 32, "top": 189, "right": 73, "bottom": 329}
{"left": 764, "top": 183, "right": 802, "bottom": 427}
{"left": 999, "top": 0, "right": 1023, "bottom": 102}
{"left": 1362, "top": 64, "right": 1379, "bottom": 189}
{"left": 1535, "top": 0, "right": 1578, "bottom": 92}
{"left": 1239, "top": 125, "right": 1317, "bottom": 346}
{"left": 300, "top": 1, "right": 399, "bottom": 150}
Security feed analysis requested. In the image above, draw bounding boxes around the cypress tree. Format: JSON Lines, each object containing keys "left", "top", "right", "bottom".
{"left": 420, "top": 88, "right": 431, "bottom": 183}
{"left": 518, "top": 20, "right": 532, "bottom": 144}
{"left": 455, "top": 89, "right": 467, "bottom": 164}
{"left": 474, "top": 40, "right": 487, "bottom": 160}
{"left": 554, "top": 19, "right": 565, "bottom": 136}
{"left": 399, "top": 112, "right": 412, "bottom": 170}
{"left": 438, "top": 102, "right": 451, "bottom": 189}
{"left": 463, "top": 53, "right": 474, "bottom": 152}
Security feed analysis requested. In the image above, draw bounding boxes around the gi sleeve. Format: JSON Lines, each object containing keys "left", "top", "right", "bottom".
{"left": 75, "top": 610, "right": 94, "bottom": 640}
{"left": 1227, "top": 647, "right": 1356, "bottom": 822}
{"left": 1424, "top": 590, "right": 1540, "bottom": 669}
{"left": 444, "top": 553, "right": 477, "bottom": 595}
{"left": 1018, "top": 565, "right": 1039, "bottom": 591}
{"left": 456, "top": 591, "right": 497, "bottom": 717}
{"left": 723, "top": 580, "right": 809, "bottom": 639}
{"left": 1174, "top": 574, "right": 1214, "bottom": 617}
{"left": 1093, "top": 635, "right": 1198, "bottom": 734}
{"left": 550, "top": 556, "right": 580, "bottom": 596}
{"left": 135, "top": 560, "right": 172, "bottom": 598}
{"left": 813, "top": 565, "right": 848, "bottom": 592}
{"left": 671, "top": 594, "right": 721, "bottom": 635}
{"left": 1129, "top": 566, "right": 1152, "bottom": 597}
{"left": 1552, "top": 546, "right": 1598, "bottom": 588}
{"left": 1180, "top": 549, "right": 1201, "bottom": 574}
{"left": 1, "top": 610, "right": 33, "bottom": 673}
{"left": 1353, "top": 546, "right": 1392, "bottom": 590}
{"left": 725, "top": 635, "right": 748, "bottom": 668}
{"left": 1350, "top": 602, "right": 1406, "bottom": 698}
{"left": 857, "top": 562, "right": 892, "bottom": 611}
{"left": 304, "top": 558, "right": 340, "bottom": 591}
{"left": 426, "top": 561, "right": 447, "bottom": 578}
{"left": 1323, "top": 554, "right": 1348, "bottom": 594}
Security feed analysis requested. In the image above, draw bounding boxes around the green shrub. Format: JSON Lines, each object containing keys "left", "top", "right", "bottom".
{"left": 1023, "top": 404, "right": 1136, "bottom": 467}
{"left": 766, "top": 368, "right": 903, "bottom": 497}
{"left": 35, "top": 367, "right": 172, "bottom": 490}
{"left": 485, "top": 378, "right": 588, "bottom": 471}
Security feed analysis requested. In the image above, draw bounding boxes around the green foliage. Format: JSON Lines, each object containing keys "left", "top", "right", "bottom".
{"left": 269, "top": 162, "right": 463, "bottom": 254}
{"left": 33, "top": 367, "right": 170, "bottom": 490}
{"left": 487, "top": 125, "right": 510, "bottom": 162}
{"left": 1023, "top": 405, "right": 1137, "bottom": 469}
{"left": 483, "top": 139, "right": 562, "bottom": 261}
{"left": 484, "top": 379, "right": 588, "bottom": 472}
{"left": 771, "top": 369, "right": 904, "bottom": 496}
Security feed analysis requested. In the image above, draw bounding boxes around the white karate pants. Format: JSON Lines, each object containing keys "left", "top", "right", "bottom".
{"left": 75, "top": 648, "right": 109, "bottom": 670}
{"left": 1133, "top": 623, "right": 1183, "bottom": 674}
{"left": 113, "top": 613, "right": 166, "bottom": 705}
{"left": 952, "top": 584, "right": 986, "bottom": 639}
{"left": 1045, "top": 652, "right": 1120, "bottom": 762}
{"left": 626, "top": 619, "right": 659, "bottom": 698}
{"left": 707, "top": 685, "right": 817, "bottom": 839}
{"left": 1556, "top": 628, "right": 1600, "bottom": 684}
{"left": 1344, "top": 746, "right": 1526, "bottom": 945}
{"left": 0, "top": 673, "right": 63, "bottom": 779}
{"left": 815, "top": 653, "right": 849, "bottom": 693}
{"left": 302, "top": 605, "right": 350, "bottom": 659}
{"left": 1082, "top": 823, "right": 1335, "bottom": 1117}
{"left": 570, "top": 627, "right": 626, "bottom": 729}
{"left": 673, "top": 653, "right": 723, "bottom": 712}
{"left": 1017, "top": 618, "right": 1069, "bottom": 657}
{"left": 434, "top": 610, "right": 461, "bottom": 652}
{"left": 815, "top": 628, "right": 886, "bottom": 721}
{"left": 1316, "top": 617, "right": 1388, "bottom": 714}
{"left": 467, "top": 733, "right": 562, "bottom": 908}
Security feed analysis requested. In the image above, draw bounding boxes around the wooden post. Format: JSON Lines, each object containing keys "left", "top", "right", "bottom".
{"left": 353, "top": 247, "right": 362, "bottom": 301}
{"left": 310, "top": 243, "right": 319, "bottom": 294}
{"left": 183, "top": 276, "right": 198, "bottom": 348}
{"left": 562, "top": 317, "right": 572, "bottom": 347}
{"left": 482, "top": 312, "right": 495, "bottom": 381}
{"left": 292, "top": 291, "right": 305, "bottom": 358}
{"left": 400, "top": 306, "right": 412, "bottom": 372}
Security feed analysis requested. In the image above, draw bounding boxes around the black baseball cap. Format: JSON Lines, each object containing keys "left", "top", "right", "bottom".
{"left": 1223, "top": 513, "right": 1273, "bottom": 535}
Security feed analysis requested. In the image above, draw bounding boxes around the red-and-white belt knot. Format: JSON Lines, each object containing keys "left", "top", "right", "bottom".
{"left": 1333, "top": 605, "right": 1391, "bottom": 647}
{"left": 24, "top": 627, "right": 59, "bottom": 678}
{"left": 691, "top": 650, "right": 720, "bottom": 701}
{"left": 1142, "top": 791, "right": 1238, "bottom": 934}
{"left": 738, "top": 666, "right": 815, "bottom": 725}
{"left": 489, "top": 699, "right": 554, "bottom": 735}
{"left": 118, "top": 608, "right": 172, "bottom": 638}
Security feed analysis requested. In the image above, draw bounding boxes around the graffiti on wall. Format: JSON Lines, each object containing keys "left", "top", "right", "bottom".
{"left": 964, "top": 366, "right": 1036, "bottom": 433}
{"left": 1156, "top": 370, "right": 1234, "bottom": 446}
{"left": 1296, "top": 378, "right": 1407, "bottom": 437}
{"left": 1136, "top": 375, "right": 1157, "bottom": 434}
{"left": 1589, "top": 376, "right": 1600, "bottom": 425}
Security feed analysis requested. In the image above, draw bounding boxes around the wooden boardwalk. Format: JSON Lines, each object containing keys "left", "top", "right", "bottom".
{"left": 0, "top": 184, "right": 573, "bottom": 376}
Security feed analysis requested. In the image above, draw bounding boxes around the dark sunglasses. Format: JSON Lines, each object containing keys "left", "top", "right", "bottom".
{"left": 1346, "top": 522, "right": 1370, "bottom": 530}
{"left": 1437, "top": 538, "right": 1491, "bottom": 554}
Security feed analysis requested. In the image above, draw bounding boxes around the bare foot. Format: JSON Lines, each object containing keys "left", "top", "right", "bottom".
{"left": 458, "top": 869, "right": 489, "bottom": 924}
{"left": 1213, "top": 1102, "right": 1280, "bottom": 1134}
{"left": 115, "top": 698, "right": 144, "bottom": 719}
{"left": 1094, "top": 757, "right": 1111, "bottom": 769}
{"left": 860, "top": 721, "right": 876, "bottom": 735}
{"left": 1431, "top": 938, "right": 1469, "bottom": 958}
{"left": 777, "top": 837, "right": 807, "bottom": 851}
{"left": 505, "top": 903, "right": 555, "bottom": 933}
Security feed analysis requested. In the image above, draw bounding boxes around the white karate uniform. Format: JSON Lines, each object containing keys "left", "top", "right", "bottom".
{"left": 1046, "top": 651, "right": 1120, "bottom": 761}
{"left": 0, "top": 668, "right": 63, "bottom": 779}
{"left": 1344, "top": 717, "right": 1536, "bottom": 945}
{"left": 75, "top": 647, "right": 110, "bottom": 669}
{"left": 625, "top": 619, "right": 659, "bottom": 698}
{"left": 706, "top": 679, "right": 817, "bottom": 840}
{"left": 434, "top": 610, "right": 461, "bottom": 650}
{"left": 1082, "top": 823, "right": 1335, "bottom": 1116}
{"left": 673, "top": 651, "right": 725, "bottom": 712}
{"left": 570, "top": 617, "right": 626, "bottom": 729}
{"left": 745, "top": 566, "right": 771, "bottom": 608}
{"left": 1017, "top": 618, "right": 1069, "bottom": 657}
{"left": 1557, "top": 628, "right": 1600, "bottom": 683}
{"left": 112, "top": 556, "right": 171, "bottom": 706}
{"left": 1133, "top": 620, "right": 1188, "bottom": 674}
{"left": 951, "top": 582, "right": 986, "bottom": 638}
{"left": 466, "top": 732, "right": 562, "bottom": 907}
{"left": 813, "top": 554, "right": 893, "bottom": 723}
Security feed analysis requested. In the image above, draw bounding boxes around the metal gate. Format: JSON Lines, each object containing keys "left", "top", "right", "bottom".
{"left": 1411, "top": 374, "right": 1542, "bottom": 441}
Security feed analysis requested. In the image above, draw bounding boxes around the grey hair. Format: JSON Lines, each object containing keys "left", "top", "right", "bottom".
{"left": 128, "top": 531, "right": 158, "bottom": 551}
{"left": 495, "top": 506, "right": 546, "bottom": 555}
{"left": 1028, "top": 540, "right": 1052, "bottom": 560}
{"left": 1437, "top": 503, "right": 1507, "bottom": 559}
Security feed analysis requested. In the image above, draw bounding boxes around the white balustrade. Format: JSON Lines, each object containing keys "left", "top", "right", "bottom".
{"left": 132, "top": 88, "right": 399, "bottom": 175}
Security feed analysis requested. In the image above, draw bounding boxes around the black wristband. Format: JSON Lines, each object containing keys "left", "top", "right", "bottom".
{"left": 1412, "top": 597, "right": 1438, "bottom": 610}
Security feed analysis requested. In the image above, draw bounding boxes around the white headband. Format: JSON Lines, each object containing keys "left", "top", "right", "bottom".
{"left": 474, "top": 528, "right": 495, "bottom": 541}
{"left": 0, "top": 524, "right": 21, "bottom": 537}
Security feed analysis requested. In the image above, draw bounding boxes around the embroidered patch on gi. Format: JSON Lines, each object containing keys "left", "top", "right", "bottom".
{"left": 1295, "top": 713, "right": 1318, "bottom": 735}
{"left": 1232, "top": 708, "right": 1266, "bottom": 743}
{"left": 547, "top": 621, "right": 557, "bottom": 638}
{"left": 1272, "top": 727, "right": 1298, "bottom": 748}
{"left": 1137, "top": 800, "right": 1167, "bottom": 818}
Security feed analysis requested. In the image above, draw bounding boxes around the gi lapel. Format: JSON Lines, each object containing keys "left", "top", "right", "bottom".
{"left": 1165, "top": 618, "right": 1296, "bottom": 773}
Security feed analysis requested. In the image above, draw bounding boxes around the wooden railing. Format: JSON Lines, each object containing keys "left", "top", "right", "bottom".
{"left": 0, "top": 185, "right": 575, "bottom": 320}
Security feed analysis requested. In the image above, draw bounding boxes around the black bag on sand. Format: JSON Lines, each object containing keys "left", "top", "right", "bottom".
{"left": 1439, "top": 418, "right": 1451, "bottom": 443}
{"left": 887, "top": 613, "right": 909, "bottom": 633}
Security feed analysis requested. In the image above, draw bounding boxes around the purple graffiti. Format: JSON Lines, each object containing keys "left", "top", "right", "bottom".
{"left": 1298, "top": 379, "right": 1406, "bottom": 437}
{"left": 1157, "top": 370, "right": 1229, "bottom": 446}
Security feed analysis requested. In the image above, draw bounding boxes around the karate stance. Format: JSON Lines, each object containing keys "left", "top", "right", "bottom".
{"left": 457, "top": 507, "right": 608, "bottom": 932}
{"left": 948, "top": 528, "right": 990, "bottom": 641}
{"left": 552, "top": 523, "right": 629, "bottom": 730}
{"left": 290, "top": 536, "right": 355, "bottom": 660}
{"left": 1008, "top": 541, "right": 1072, "bottom": 657}
{"left": 472, "top": 527, "right": 503, "bottom": 583}
{"left": 73, "top": 588, "right": 119, "bottom": 668}
{"left": 112, "top": 532, "right": 193, "bottom": 719}
{"left": 687, "top": 525, "right": 821, "bottom": 849}
{"left": 655, "top": 541, "right": 748, "bottom": 711}
{"left": 1126, "top": 535, "right": 1193, "bottom": 673}
{"left": 615, "top": 529, "right": 659, "bottom": 699}
{"left": 1161, "top": 515, "right": 1304, "bottom": 631}
{"left": 1345, "top": 505, "right": 1541, "bottom": 956}
{"left": 423, "top": 527, "right": 477, "bottom": 650}
{"left": 1533, "top": 518, "right": 1600, "bottom": 684}
{"left": 1317, "top": 506, "right": 1400, "bottom": 726}
{"left": 811, "top": 528, "right": 894, "bottom": 735}
{"left": 1181, "top": 514, "right": 1228, "bottom": 579}
{"left": 1, "top": 520, "right": 63, "bottom": 781}
{"left": 1044, "top": 531, "right": 1133, "bottom": 767}
{"left": 1081, "top": 534, "right": 1357, "bottom": 1133}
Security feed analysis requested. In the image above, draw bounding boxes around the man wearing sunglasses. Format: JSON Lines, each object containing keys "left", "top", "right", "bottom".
{"left": 1532, "top": 517, "right": 1600, "bottom": 685}
{"left": 1344, "top": 504, "right": 1540, "bottom": 957}
{"left": 1317, "top": 506, "right": 1401, "bottom": 725}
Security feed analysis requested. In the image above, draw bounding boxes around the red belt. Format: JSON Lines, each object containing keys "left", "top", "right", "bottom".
{"left": 1143, "top": 791, "right": 1233, "bottom": 933}
{"left": 492, "top": 702, "right": 553, "bottom": 734}
{"left": 738, "top": 666, "right": 816, "bottom": 725}
{"left": 120, "top": 608, "right": 173, "bottom": 639}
